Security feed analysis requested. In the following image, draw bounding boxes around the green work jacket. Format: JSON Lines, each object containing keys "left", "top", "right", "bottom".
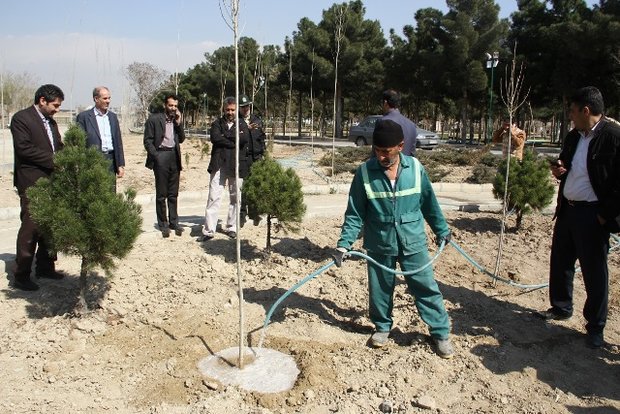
{"left": 337, "top": 153, "right": 450, "bottom": 256}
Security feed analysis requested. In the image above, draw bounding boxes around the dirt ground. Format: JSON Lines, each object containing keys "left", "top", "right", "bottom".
{"left": 1, "top": 133, "right": 619, "bottom": 413}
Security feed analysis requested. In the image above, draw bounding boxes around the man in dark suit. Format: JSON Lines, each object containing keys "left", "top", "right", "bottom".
{"left": 144, "top": 94, "right": 186, "bottom": 238}
{"left": 10, "top": 84, "right": 65, "bottom": 291}
{"left": 541, "top": 86, "right": 620, "bottom": 349}
{"left": 76, "top": 86, "right": 125, "bottom": 190}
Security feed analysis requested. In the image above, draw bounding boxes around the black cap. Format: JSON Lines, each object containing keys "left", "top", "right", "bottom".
{"left": 373, "top": 119, "right": 404, "bottom": 148}
{"left": 239, "top": 94, "right": 252, "bottom": 107}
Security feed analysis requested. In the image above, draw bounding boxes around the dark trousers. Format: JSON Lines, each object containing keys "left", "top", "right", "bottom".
{"left": 102, "top": 151, "right": 117, "bottom": 193}
{"left": 549, "top": 202, "right": 609, "bottom": 334}
{"left": 15, "top": 192, "right": 56, "bottom": 282}
{"left": 153, "top": 149, "right": 180, "bottom": 229}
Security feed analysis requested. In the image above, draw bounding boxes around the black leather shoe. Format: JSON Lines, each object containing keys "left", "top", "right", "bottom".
{"left": 13, "top": 279, "right": 40, "bottom": 291}
{"left": 36, "top": 270, "right": 65, "bottom": 280}
{"left": 224, "top": 231, "right": 237, "bottom": 239}
{"left": 170, "top": 226, "right": 183, "bottom": 236}
{"left": 198, "top": 234, "right": 214, "bottom": 242}
{"left": 161, "top": 228, "right": 171, "bottom": 238}
{"left": 586, "top": 332, "right": 604, "bottom": 349}
{"left": 535, "top": 308, "right": 572, "bottom": 321}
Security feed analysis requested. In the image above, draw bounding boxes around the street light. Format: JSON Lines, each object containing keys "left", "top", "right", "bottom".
{"left": 485, "top": 51, "right": 499, "bottom": 143}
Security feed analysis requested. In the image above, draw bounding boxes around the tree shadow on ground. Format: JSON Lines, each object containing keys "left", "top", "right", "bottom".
{"left": 269, "top": 236, "right": 333, "bottom": 263}
{"left": 1, "top": 252, "right": 15, "bottom": 283}
{"left": 244, "top": 286, "right": 370, "bottom": 346}
{"left": 2, "top": 269, "right": 111, "bottom": 319}
{"left": 439, "top": 281, "right": 619, "bottom": 401}
{"left": 448, "top": 216, "right": 502, "bottom": 234}
{"left": 183, "top": 214, "right": 331, "bottom": 263}
{"left": 182, "top": 219, "right": 263, "bottom": 262}
{"left": 567, "top": 406, "right": 620, "bottom": 414}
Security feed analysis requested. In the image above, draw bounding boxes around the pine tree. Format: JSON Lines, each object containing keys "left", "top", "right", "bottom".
{"left": 492, "top": 148, "right": 555, "bottom": 230}
{"left": 27, "top": 124, "right": 142, "bottom": 311}
{"left": 242, "top": 156, "right": 306, "bottom": 249}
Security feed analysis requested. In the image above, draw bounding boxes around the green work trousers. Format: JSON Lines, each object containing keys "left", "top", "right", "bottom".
{"left": 367, "top": 249, "right": 450, "bottom": 339}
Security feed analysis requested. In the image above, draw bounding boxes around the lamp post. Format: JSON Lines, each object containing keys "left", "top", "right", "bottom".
{"left": 485, "top": 51, "right": 499, "bottom": 143}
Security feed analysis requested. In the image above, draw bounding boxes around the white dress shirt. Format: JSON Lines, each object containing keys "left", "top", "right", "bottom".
{"left": 563, "top": 122, "right": 600, "bottom": 202}
{"left": 95, "top": 108, "right": 113, "bottom": 152}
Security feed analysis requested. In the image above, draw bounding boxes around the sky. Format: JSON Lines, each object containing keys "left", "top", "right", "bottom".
{"left": 0, "top": 0, "right": 599, "bottom": 109}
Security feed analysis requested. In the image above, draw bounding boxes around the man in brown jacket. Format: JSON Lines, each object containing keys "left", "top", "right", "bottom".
{"left": 492, "top": 118, "right": 527, "bottom": 161}
{"left": 11, "top": 84, "right": 65, "bottom": 291}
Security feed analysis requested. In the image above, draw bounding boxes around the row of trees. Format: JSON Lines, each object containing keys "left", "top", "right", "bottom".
{"left": 154, "top": 0, "right": 617, "bottom": 141}
{"left": 6, "top": 0, "right": 616, "bottom": 141}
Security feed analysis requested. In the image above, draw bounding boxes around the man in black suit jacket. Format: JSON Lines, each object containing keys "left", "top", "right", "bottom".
{"left": 542, "top": 86, "right": 620, "bottom": 349}
{"left": 144, "top": 94, "right": 186, "bottom": 237}
{"left": 76, "top": 86, "right": 125, "bottom": 190}
{"left": 10, "top": 84, "right": 65, "bottom": 291}
{"left": 200, "top": 96, "right": 250, "bottom": 241}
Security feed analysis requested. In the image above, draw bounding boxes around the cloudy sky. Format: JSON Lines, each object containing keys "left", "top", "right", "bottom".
{"left": 0, "top": 0, "right": 597, "bottom": 109}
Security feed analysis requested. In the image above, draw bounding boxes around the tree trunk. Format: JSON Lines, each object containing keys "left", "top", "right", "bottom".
{"left": 335, "top": 83, "right": 343, "bottom": 138}
{"left": 266, "top": 214, "right": 272, "bottom": 250}
{"left": 297, "top": 90, "right": 303, "bottom": 137}
{"left": 559, "top": 94, "right": 569, "bottom": 145}
{"left": 79, "top": 258, "right": 89, "bottom": 313}
{"left": 515, "top": 210, "right": 523, "bottom": 231}
{"left": 460, "top": 88, "right": 468, "bottom": 143}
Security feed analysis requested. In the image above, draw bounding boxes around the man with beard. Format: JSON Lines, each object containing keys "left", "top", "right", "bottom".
{"left": 11, "top": 84, "right": 65, "bottom": 291}
{"left": 200, "top": 96, "right": 250, "bottom": 241}
{"left": 144, "top": 94, "right": 186, "bottom": 238}
{"left": 333, "top": 119, "right": 454, "bottom": 358}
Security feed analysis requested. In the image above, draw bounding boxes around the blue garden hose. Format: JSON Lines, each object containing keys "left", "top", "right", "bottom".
{"left": 448, "top": 240, "right": 549, "bottom": 290}
{"left": 260, "top": 234, "right": 620, "bottom": 335}
{"left": 260, "top": 241, "right": 447, "bottom": 339}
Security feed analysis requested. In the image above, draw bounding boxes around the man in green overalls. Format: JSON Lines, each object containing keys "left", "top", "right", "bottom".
{"left": 333, "top": 119, "right": 454, "bottom": 358}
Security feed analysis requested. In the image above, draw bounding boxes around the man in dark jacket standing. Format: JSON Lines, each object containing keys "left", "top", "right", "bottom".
{"left": 200, "top": 96, "right": 250, "bottom": 241}
{"left": 76, "top": 86, "right": 125, "bottom": 190}
{"left": 540, "top": 86, "right": 620, "bottom": 349}
{"left": 238, "top": 94, "right": 266, "bottom": 225}
{"left": 11, "top": 84, "right": 65, "bottom": 291}
{"left": 238, "top": 94, "right": 266, "bottom": 164}
{"left": 144, "top": 94, "right": 185, "bottom": 238}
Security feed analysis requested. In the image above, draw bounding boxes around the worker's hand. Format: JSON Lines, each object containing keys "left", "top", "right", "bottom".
{"left": 332, "top": 247, "right": 349, "bottom": 267}
{"left": 436, "top": 232, "right": 451, "bottom": 247}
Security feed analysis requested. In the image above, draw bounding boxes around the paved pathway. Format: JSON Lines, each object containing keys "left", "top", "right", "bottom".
{"left": 0, "top": 183, "right": 557, "bottom": 258}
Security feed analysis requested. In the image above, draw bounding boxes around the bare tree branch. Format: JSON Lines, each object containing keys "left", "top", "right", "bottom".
{"left": 124, "top": 62, "right": 170, "bottom": 124}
